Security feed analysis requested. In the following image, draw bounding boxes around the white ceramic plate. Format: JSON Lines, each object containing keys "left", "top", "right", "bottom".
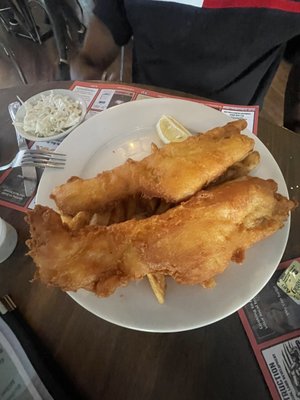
{"left": 15, "top": 89, "right": 86, "bottom": 141}
{"left": 36, "top": 98, "right": 290, "bottom": 333}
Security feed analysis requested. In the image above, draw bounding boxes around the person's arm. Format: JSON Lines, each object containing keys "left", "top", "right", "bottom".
{"left": 284, "top": 62, "right": 300, "bottom": 133}
{"left": 70, "top": 16, "right": 120, "bottom": 80}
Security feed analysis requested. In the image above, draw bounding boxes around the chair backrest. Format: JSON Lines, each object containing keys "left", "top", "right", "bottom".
{"left": 103, "top": 42, "right": 133, "bottom": 83}
{"left": 0, "top": 41, "right": 27, "bottom": 84}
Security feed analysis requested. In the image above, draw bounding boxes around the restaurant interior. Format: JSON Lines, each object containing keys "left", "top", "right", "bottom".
{"left": 0, "top": 0, "right": 300, "bottom": 400}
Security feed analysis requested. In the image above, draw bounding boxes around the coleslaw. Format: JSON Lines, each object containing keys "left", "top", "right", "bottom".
{"left": 15, "top": 91, "right": 83, "bottom": 137}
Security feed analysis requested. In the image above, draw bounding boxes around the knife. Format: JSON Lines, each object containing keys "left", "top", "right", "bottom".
{"left": 8, "top": 101, "right": 37, "bottom": 197}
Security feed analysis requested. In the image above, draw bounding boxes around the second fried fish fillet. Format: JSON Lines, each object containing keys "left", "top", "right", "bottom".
{"left": 27, "top": 177, "right": 296, "bottom": 297}
{"left": 51, "top": 119, "right": 253, "bottom": 216}
{"left": 57, "top": 150, "right": 260, "bottom": 304}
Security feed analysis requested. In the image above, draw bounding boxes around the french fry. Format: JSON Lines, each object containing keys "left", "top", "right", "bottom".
{"left": 201, "top": 278, "right": 216, "bottom": 289}
{"left": 213, "top": 151, "right": 260, "bottom": 186}
{"left": 61, "top": 211, "right": 92, "bottom": 230}
{"left": 109, "top": 202, "right": 126, "bottom": 224}
{"left": 89, "top": 211, "right": 111, "bottom": 226}
{"left": 147, "top": 273, "right": 166, "bottom": 304}
{"left": 60, "top": 213, "right": 73, "bottom": 226}
{"left": 126, "top": 196, "right": 137, "bottom": 220}
{"left": 155, "top": 199, "right": 172, "bottom": 215}
{"left": 146, "top": 197, "right": 159, "bottom": 214}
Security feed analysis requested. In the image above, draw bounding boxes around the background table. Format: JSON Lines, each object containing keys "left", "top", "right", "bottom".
{"left": 1, "top": 81, "right": 299, "bottom": 400}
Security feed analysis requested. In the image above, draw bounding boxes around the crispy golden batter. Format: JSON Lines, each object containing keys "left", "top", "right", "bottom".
{"left": 57, "top": 151, "right": 260, "bottom": 304}
{"left": 59, "top": 150, "right": 260, "bottom": 231}
{"left": 51, "top": 119, "right": 254, "bottom": 216}
{"left": 27, "top": 177, "right": 296, "bottom": 297}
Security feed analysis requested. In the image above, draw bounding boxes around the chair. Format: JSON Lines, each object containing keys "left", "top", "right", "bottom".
{"left": 0, "top": 41, "right": 27, "bottom": 83}
{"left": 0, "top": 0, "right": 86, "bottom": 80}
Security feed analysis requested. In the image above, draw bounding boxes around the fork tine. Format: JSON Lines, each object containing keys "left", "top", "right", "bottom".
{"left": 21, "top": 161, "right": 65, "bottom": 169}
{"left": 22, "top": 159, "right": 66, "bottom": 165}
{"left": 26, "top": 149, "right": 66, "bottom": 157}
{"left": 22, "top": 158, "right": 65, "bottom": 165}
{"left": 0, "top": 148, "right": 67, "bottom": 171}
{"left": 21, "top": 148, "right": 66, "bottom": 168}
{"left": 22, "top": 154, "right": 66, "bottom": 162}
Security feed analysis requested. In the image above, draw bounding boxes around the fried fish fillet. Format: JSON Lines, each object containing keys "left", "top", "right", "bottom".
{"left": 58, "top": 151, "right": 260, "bottom": 304}
{"left": 59, "top": 150, "right": 261, "bottom": 231}
{"left": 51, "top": 119, "right": 254, "bottom": 216}
{"left": 27, "top": 177, "right": 296, "bottom": 297}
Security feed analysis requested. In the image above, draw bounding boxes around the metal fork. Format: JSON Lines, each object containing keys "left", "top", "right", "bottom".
{"left": 0, "top": 149, "right": 66, "bottom": 171}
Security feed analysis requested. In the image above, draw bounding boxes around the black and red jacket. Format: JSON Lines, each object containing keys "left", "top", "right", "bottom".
{"left": 94, "top": 0, "right": 300, "bottom": 106}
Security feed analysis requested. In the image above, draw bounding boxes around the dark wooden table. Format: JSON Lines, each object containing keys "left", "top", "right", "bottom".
{"left": 1, "top": 81, "right": 299, "bottom": 400}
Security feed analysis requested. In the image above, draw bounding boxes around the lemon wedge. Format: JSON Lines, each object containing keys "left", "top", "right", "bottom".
{"left": 156, "top": 115, "right": 192, "bottom": 144}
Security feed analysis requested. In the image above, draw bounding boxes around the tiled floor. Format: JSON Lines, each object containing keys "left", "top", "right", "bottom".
{"left": 0, "top": 2, "right": 290, "bottom": 129}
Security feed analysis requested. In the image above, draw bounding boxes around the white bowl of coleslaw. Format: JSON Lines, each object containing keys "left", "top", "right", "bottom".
{"left": 14, "top": 89, "right": 87, "bottom": 141}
